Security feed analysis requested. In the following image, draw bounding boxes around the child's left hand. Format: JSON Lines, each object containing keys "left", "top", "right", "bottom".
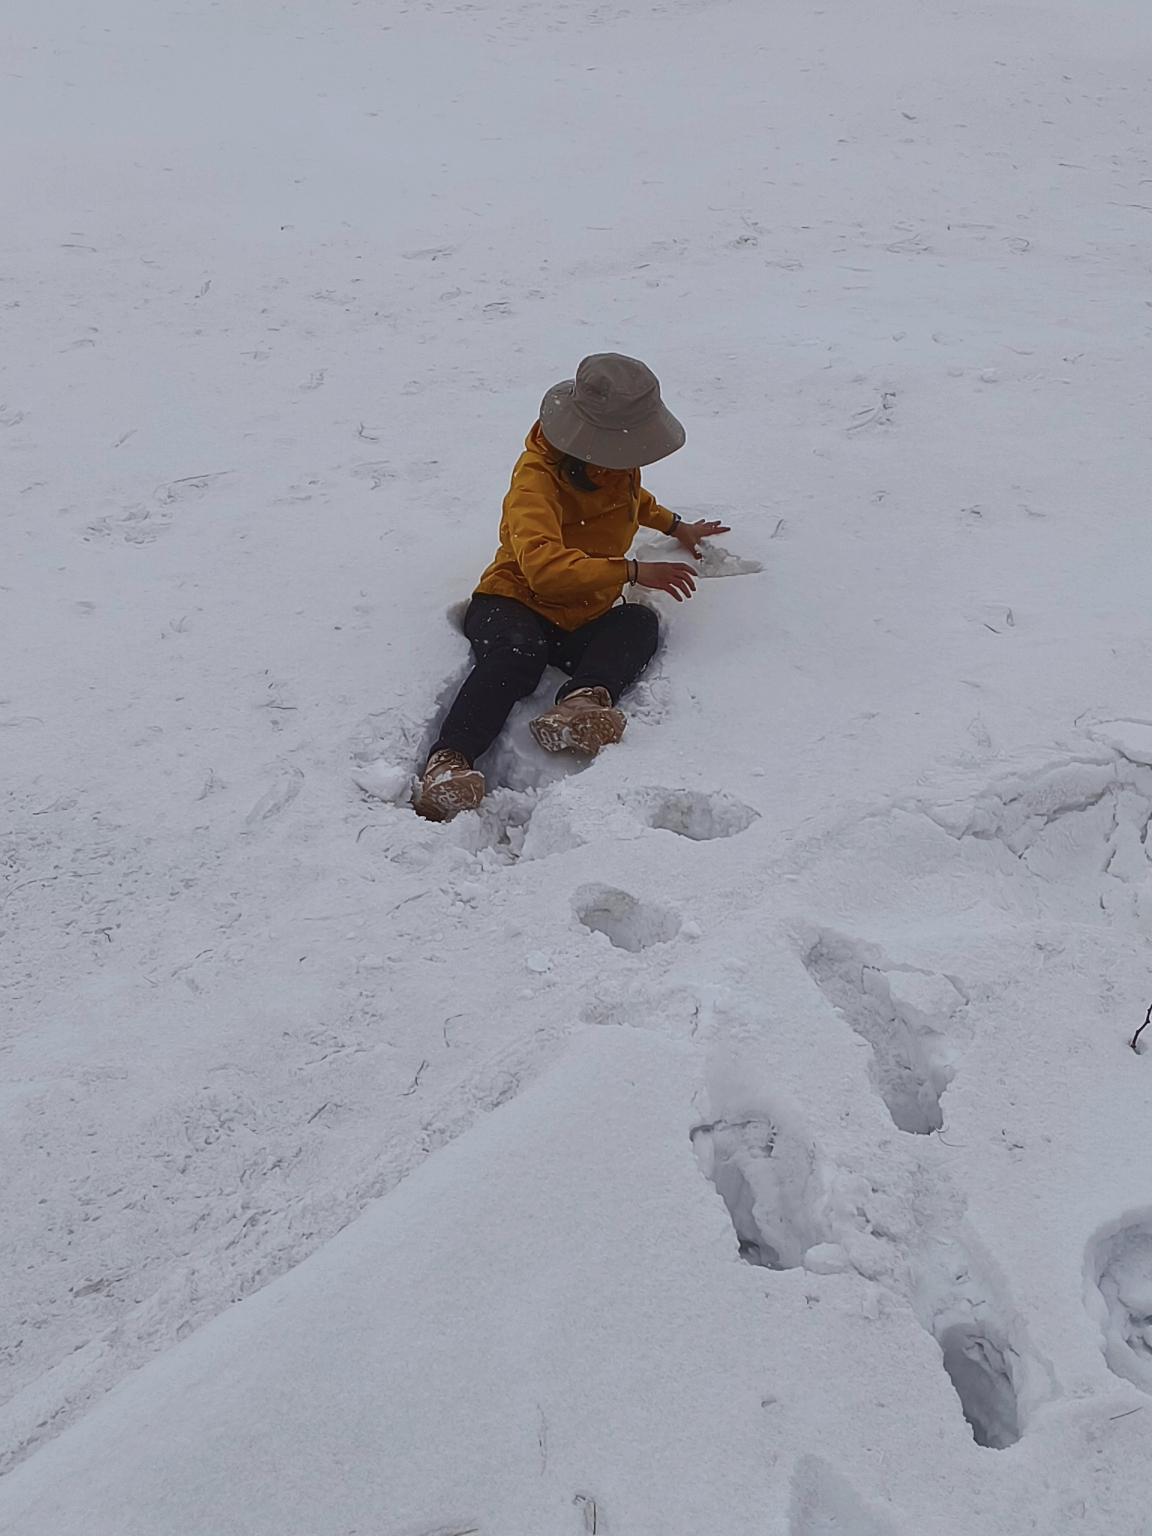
{"left": 672, "top": 518, "right": 732, "bottom": 559}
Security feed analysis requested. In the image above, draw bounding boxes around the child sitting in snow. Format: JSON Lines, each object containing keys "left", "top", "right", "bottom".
{"left": 413, "top": 353, "right": 729, "bottom": 821}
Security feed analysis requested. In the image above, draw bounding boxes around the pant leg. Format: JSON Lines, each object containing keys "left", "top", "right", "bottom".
{"left": 548, "top": 601, "right": 660, "bottom": 704}
{"left": 431, "top": 596, "right": 549, "bottom": 764}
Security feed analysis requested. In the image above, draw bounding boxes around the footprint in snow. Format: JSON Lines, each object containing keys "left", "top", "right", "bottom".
{"left": 626, "top": 786, "right": 758, "bottom": 841}
{"left": 788, "top": 1455, "right": 895, "bottom": 1536}
{"left": 801, "top": 929, "right": 967, "bottom": 1136}
{"left": 573, "top": 884, "right": 681, "bottom": 952}
{"left": 244, "top": 768, "right": 303, "bottom": 826}
{"left": 692, "top": 1070, "right": 1038, "bottom": 1448}
{"left": 934, "top": 1322, "right": 1022, "bottom": 1449}
{"left": 692, "top": 1113, "right": 825, "bottom": 1270}
{"left": 1092, "top": 1217, "right": 1152, "bottom": 1393}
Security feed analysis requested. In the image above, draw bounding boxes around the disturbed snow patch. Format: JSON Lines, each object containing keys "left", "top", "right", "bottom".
{"left": 915, "top": 753, "right": 1152, "bottom": 929}
{"left": 356, "top": 769, "right": 538, "bottom": 863}
{"left": 442, "top": 787, "right": 538, "bottom": 860}
{"left": 352, "top": 650, "right": 474, "bottom": 787}
{"left": 354, "top": 655, "right": 608, "bottom": 858}
{"left": 631, "top": 522, "right": 763, "bottom": 579}
{"left": 353, "top": 648, "right": 592, "bottom": 815}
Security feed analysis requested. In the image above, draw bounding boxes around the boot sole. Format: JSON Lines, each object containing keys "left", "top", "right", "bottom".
{"left": 530, "top": 709, "right": 626, "bottom": 756}
{"left": 412, "top": 772, "right": 485, "bottom": 822}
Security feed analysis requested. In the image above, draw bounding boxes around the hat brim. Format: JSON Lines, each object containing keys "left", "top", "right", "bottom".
{"left": 539, "top": 382, "right": 686, "bottom": 470}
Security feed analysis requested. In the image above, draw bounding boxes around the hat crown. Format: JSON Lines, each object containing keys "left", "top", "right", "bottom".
{"left": 538, "top": 352, "right": 684, "bottom": 468}
{"left": 571, "top": 353, "right": 661, "bottom": 429}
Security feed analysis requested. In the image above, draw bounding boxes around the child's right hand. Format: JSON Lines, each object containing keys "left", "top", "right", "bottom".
{"left": 635, "top": 561, "right": 698, "bottom": 601}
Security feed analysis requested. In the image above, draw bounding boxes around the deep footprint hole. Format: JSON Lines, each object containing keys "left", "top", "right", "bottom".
{"left": 573, "top": 885, "right": 681, "bottom": 952}
{"left": 628, "top": 787, "right": 759, "bottom": 842}
{"left": 692, "top": 1119, "right": 788, "bottom": 1269}
{"left": 937, "top": 1324, "right": 1022, "bottom": 1449}
{"left": 691, "top": 1117, "right": 821, "bottom": 1272}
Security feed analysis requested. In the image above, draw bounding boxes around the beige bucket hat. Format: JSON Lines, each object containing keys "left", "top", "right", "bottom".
{"left": 539, "top": 353, "right": 685, "bottom": 469}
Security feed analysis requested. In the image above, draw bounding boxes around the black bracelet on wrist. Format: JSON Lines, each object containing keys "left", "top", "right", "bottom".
{"left": 668, "top": 513, "right": 682, "bottom": 533}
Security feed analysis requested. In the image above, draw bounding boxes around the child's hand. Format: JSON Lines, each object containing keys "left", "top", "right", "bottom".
{"left": 635, "top": 561, "right": 698, "bottom": 601}
{"left": 673, "top": 518, "right": 731, "bottom": 559}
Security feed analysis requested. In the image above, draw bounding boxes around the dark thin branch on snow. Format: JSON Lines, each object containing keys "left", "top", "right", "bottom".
{"left": 401, "top": 1059, "right": 429, "bottom": 1096}
{"left": 1130, "top": 1005, "right": 1151, "bottom": 1053}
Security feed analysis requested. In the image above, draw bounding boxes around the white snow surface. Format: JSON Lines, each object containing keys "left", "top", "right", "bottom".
{"left": 3, "top": 0, "right": 1152, "bottom": 1531}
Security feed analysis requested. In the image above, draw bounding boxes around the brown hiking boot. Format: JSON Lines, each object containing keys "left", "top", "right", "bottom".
{"left": 412, "top": 749, "right": 485, "bottom": 821}
{"left": 530, "top": 686, "right": 626, "bottom": 756}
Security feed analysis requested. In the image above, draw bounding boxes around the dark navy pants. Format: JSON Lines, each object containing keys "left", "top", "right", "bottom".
{"left": 433, "top": 594, "right": 659, "bottom": 765}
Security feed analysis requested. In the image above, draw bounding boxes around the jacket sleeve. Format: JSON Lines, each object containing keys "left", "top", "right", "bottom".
{"left": 502, "top": 468, "right": 627, "bottom": 598}
{"left": 636, "top": 484, "right": 676, "bottom": 534}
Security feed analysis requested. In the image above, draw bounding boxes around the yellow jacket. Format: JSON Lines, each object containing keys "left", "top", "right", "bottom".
{"left": 475, "top": 423, "right": 677, "bottom": 631}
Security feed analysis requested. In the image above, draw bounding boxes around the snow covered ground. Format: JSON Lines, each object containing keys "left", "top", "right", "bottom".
{"left": 3, "top": 0, "right": 1152, "bottom": 1530}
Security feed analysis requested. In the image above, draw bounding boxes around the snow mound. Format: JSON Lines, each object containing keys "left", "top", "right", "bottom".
{"left": 695, "top": 542, "right": 763, "bottom": 578}
{"left": 1088, "top": 719, "right": 1152, "bottom": 767}
{"left": 631, "top": 539, "right": 762, "bottom": 578}
{"left": 352, "top": 758, "right": 412, "bottom": 804}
